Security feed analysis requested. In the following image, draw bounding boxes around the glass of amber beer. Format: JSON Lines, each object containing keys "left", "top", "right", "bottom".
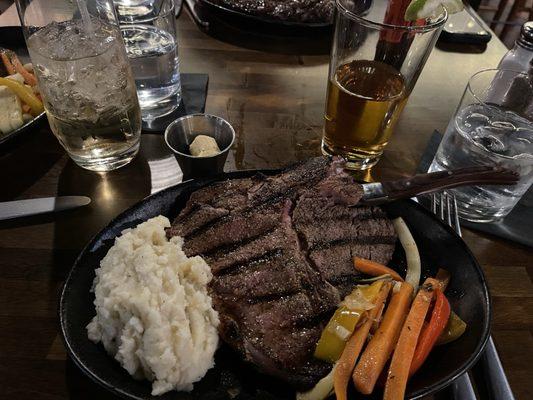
{"left": 322, "top": 0, "right": 447, "bottom": 170}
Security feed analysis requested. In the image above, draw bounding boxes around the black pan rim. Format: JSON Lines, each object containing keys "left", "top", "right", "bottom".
{"left": 59, "top": 170, "right": 491, "bottom": 400}
{"left": 0, "top": 111, "right": 46, "bottom": 147}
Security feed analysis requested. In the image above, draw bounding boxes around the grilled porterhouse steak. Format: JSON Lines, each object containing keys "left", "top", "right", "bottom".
{"left": 208, "top": 0, "right": 335, "bottom": 24}
{"left": 167, "top": 157, "right": 397, "bottom": 389}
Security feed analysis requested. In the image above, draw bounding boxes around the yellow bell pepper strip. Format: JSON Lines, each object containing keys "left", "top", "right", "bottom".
{"left": 0, "top": 77, "right": 44, "bottom": 116}
{"left": 314, "top": 280, "right": 385, "bottom": 363}
{"left": 436, "top": 311, "right": 467, "bottom": 345}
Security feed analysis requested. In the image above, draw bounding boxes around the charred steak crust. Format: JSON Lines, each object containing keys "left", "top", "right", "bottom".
{"left": 168, "top": 157, "right": 397, "bottom": 389}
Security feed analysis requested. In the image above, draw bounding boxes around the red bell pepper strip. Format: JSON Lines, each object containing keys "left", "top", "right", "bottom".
{"left": 409, "top": 289, "right": 451, "bottom": 376}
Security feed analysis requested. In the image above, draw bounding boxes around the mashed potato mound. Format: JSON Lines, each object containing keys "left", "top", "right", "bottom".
{"left": 87, "top": 216, "right": 219, "bottom": 395}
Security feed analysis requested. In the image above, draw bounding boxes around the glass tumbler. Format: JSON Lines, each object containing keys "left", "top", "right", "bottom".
{"left": 429, "top": 69, "right": 533, "bottom": 223}
{"left": 16, "top": 0, "right": 142, "bottom": 172}
{"left": 116, "top": 0, "right": 182, "bottom": 120}
{"left": 322, "top": 0, "right": 447, "bottom": 170}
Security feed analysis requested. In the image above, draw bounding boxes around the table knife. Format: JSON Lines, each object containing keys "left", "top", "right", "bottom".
{"left": 0, "top": 196, "right": 91, "bottom": 221}
{"left": 360, "top": 166, "right": 519, "bottom": 205}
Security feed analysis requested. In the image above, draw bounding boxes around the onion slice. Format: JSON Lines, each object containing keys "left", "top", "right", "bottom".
{"left": 296, "top": 366, "right": 335, "bottom": 400}
{"left": 393, "top": 217, "right": 421, "bottom": 293}
{"left": 355, "top": 274, "right": 392, "bottom": 284}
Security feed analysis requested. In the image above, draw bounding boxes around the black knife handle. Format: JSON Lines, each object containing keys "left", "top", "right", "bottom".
{"left": 381, "top": 166, "right": 519, "bottom": 201}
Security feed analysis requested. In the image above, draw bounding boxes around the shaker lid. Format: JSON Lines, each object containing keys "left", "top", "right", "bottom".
{"left": 518, "top": 21, "right": 533, "bottom": 49}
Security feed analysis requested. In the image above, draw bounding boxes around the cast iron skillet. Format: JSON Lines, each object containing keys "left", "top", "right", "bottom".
{"left": 0, "top": 27, "right": 47, "bottom": 149}
{"left": 200, "top": 0, "right": 332, "bottom": 27}
{"left": 59, "top": 170, "right": 491, "bottom": 400}
{"left": 190, "top": 0, "right": 333, "bottom": 36}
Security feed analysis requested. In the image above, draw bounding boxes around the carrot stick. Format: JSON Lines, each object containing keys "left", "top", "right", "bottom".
{"left": 383, "top": 278, "right": 437, "bottom": 400}
{"left": 409, "top": 289, "right": 450, "bottom": 377}
{"left": 435, "top": 268, "right": 451, "bottom": 292}
{"left": 10, "top": 55, "right": 38, "bottom": 86}
{"left": 370, "top": 294, "right": 387, "bottom": 335}
{"left": 1, "top": 52, "right": 15, "bottom": 75}
{"left": 352, "top": 282, "right": 413, "bottom": 394}
{"left": 354, "top": 257, "right": 404, "bottom": 282}
{"left": 334, "top": 282, "right": 392, "bottom": 400}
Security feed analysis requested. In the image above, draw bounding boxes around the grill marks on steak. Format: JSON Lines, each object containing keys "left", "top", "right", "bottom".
{"left": 168, "top": 157, "right": 397, "bottom": 389}
{"left": 208, "top": 230, "right": 285, "bottom": 275}
{"left": 310, "top": 243, "right": 396, "bottom": 281}
{"left": 183, "top": 205, "right": 282, "bottom": 257}
{"left": 211, "top": 253, "right": 301, "bottom": 300}
{"left": 248, "top": 157, "right": 330, "bottom": 206}
{"left": 167, "top": 178, "right": 257, "bottom": 238}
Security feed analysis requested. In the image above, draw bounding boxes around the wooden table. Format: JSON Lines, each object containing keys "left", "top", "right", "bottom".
{"left": 1, "top": 9, "right": 532, "bottom": 400}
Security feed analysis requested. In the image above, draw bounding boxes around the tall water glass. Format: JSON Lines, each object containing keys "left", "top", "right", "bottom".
{"left": 16, "top": 0, "right": 142, "bottom": 171}
{"left": 116, "top": 0, "right": 182, "bottom": 120}
{"left": 322, "top": 0, "right": 446, "bottom": 170}
{"left": 429, "top": 69, "right": 533, "bottom": 222}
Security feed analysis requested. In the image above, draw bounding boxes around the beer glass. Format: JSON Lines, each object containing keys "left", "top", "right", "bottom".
{"left": 322, "top": 0, "right": 446, "bottom": 170}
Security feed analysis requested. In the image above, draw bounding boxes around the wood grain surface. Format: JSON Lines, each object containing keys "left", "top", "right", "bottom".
{"left": 0, "top": 9, "right": 531, "bottom": 400}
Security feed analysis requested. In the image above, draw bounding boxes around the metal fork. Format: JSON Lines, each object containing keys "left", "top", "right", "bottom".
{"left": 430, "top": 192, "right": 516, "bottom": 400}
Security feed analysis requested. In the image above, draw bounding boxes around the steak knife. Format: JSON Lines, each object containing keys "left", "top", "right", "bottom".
{"left": 0, "top": 196, "right": 91, "bottom": 221}
{"left": 360, "top": 166, "right": 519, "bottom": 205}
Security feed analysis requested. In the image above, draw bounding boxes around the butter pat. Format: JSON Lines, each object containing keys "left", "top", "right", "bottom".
{"left": 189, "top": 135, "right": 220, "bottom": 157}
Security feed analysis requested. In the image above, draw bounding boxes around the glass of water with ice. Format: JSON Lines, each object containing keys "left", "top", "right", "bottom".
{"left": 116, "top": 0, "right": 181, "bottom": 120}
{"left": 429, "top": 69, "right": 533, "bottom": 222}
{"left": 16, "top": 0, "right": 142, "bottom": 172}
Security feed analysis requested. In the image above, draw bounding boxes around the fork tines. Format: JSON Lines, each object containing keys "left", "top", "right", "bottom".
{"left": 431, "top": 192, "right": 462, "bottom": 237}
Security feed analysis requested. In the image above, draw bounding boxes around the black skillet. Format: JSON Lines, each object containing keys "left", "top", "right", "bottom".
{"left": 0, "top": 27, "right": 47, "bottom": 149}
{"left": 60, "top": 169, "right": 491, "bottom": 400}
{"left": 186, "top": 0, "right": 333, "bottom": 36}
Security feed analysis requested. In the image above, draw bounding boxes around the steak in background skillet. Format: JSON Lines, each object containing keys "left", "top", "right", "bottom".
{"left": 207, "top": 0, "right": 335, "bottom": 24}
{"left": 167, "top": 157, "right": 397, "bottom": 389}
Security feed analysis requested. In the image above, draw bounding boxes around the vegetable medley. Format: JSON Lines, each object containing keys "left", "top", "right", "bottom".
{"left": 299, "top": 217, "right": 467, "bottom": 400}
{"left": 0, "top": 48, "right": 44, "bottom": 135}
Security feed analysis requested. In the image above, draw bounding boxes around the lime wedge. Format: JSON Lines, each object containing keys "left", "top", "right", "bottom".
{"left": 405, "top": 0, "right": 464, "bottom": 21}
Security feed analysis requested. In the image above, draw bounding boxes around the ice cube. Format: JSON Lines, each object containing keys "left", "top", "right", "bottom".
{"left": 492, "top": 120, "right": 517, "bottom": 130}
{"left": 473, "top": 126, "right": 508, "bottom": 154}
{"left": 473, "top": 115, "right": 533, "bottom": 157}
{"left": 463, "top": 111, "right": 490, "bottom": 129}
{"left": 515, "top": 128, "right": 533, "bottom": 141}
{"left": 510, "top": 128, "right": 533, "bottom": 157}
